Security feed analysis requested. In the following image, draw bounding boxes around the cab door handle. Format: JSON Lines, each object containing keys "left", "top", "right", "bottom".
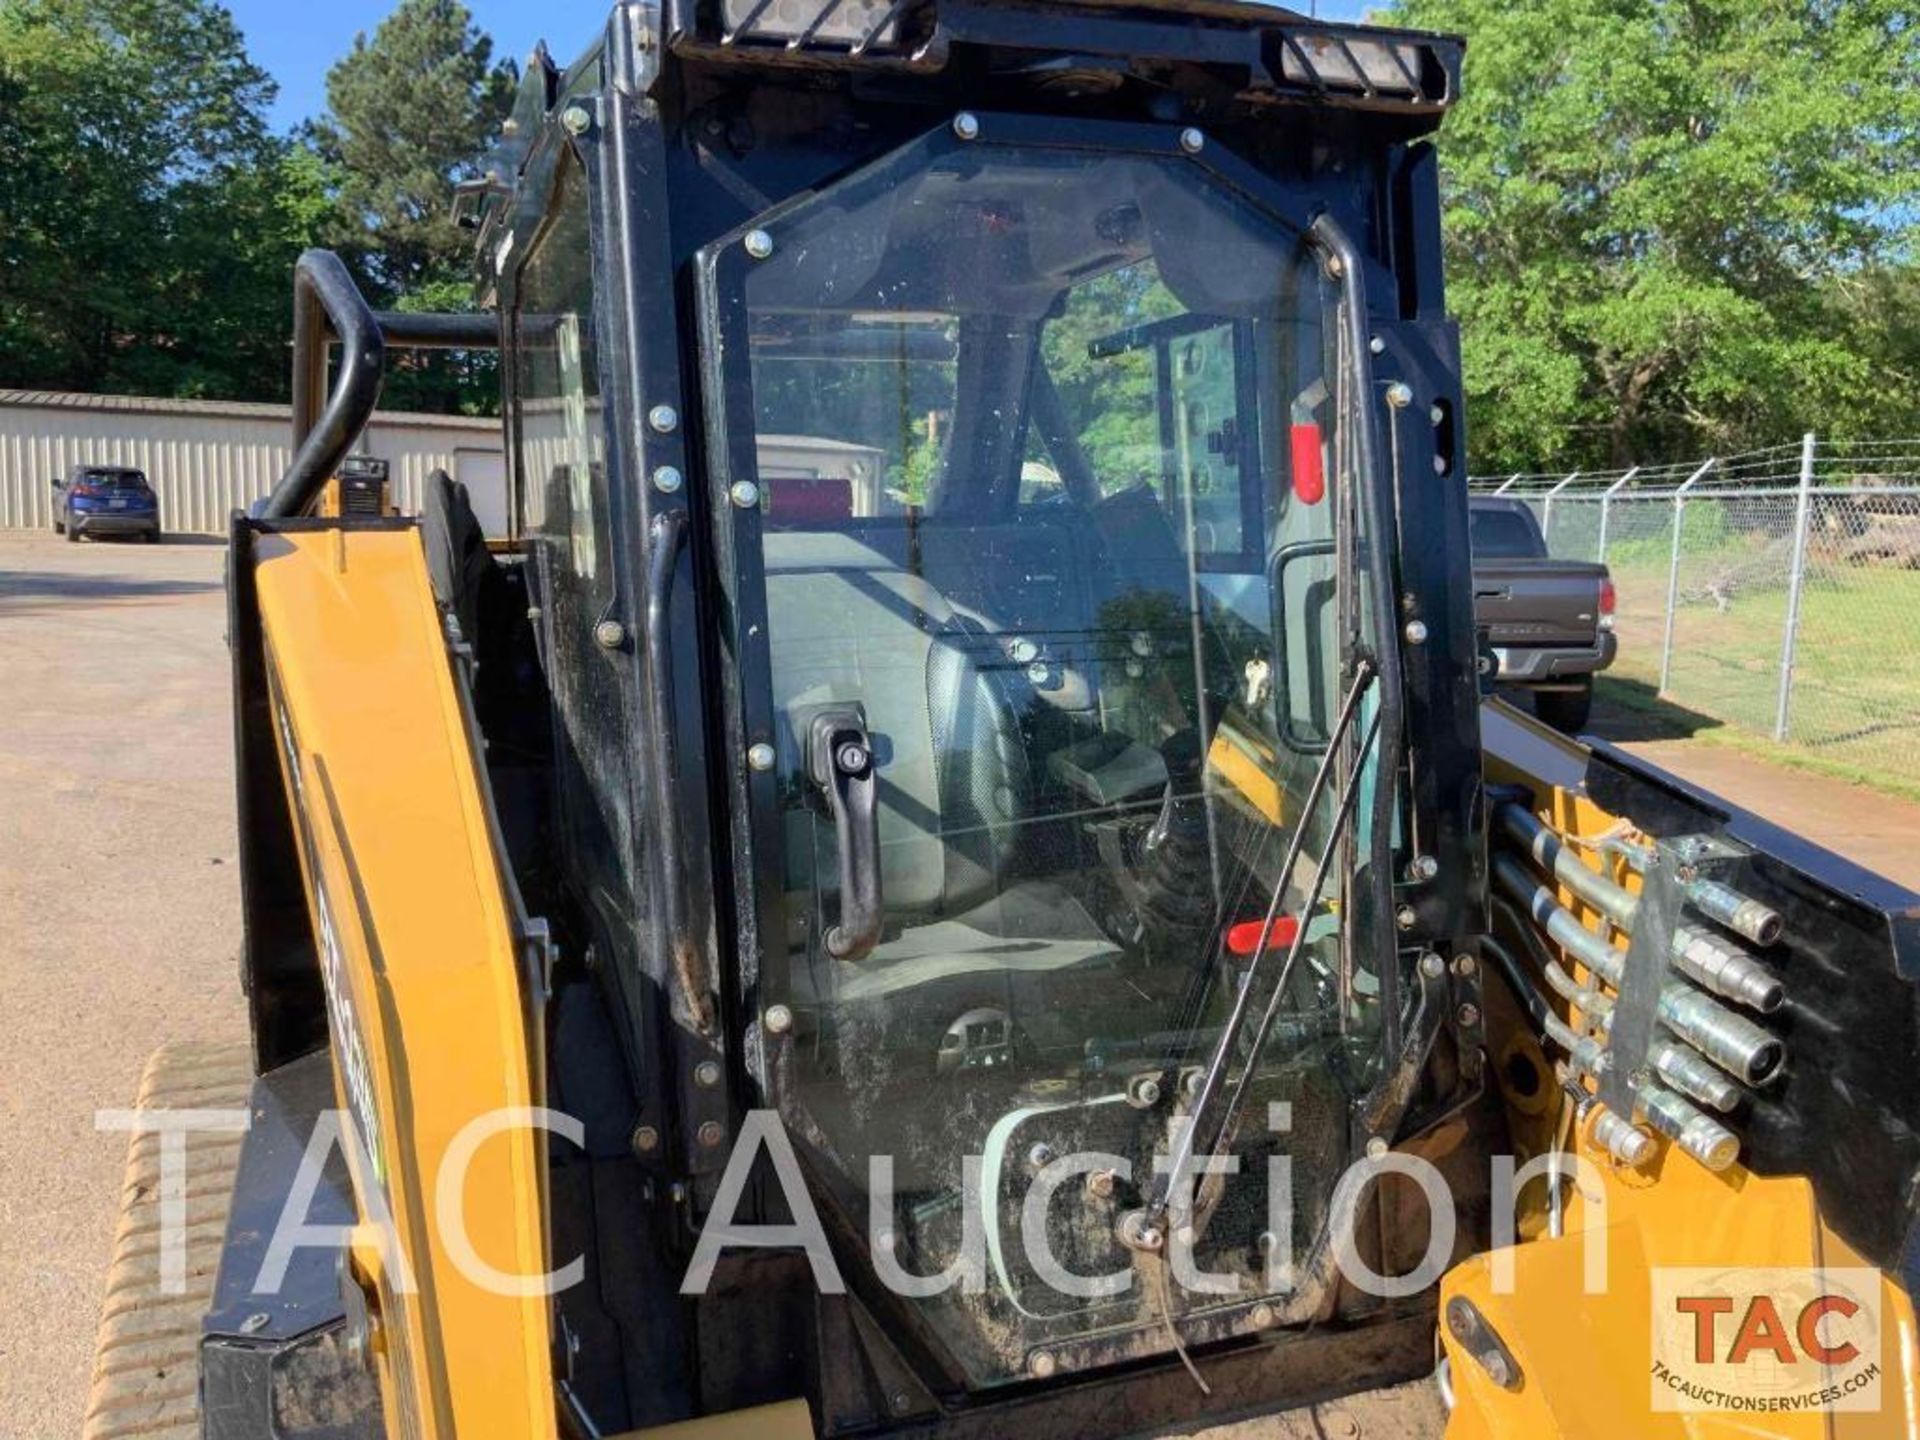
{"left": 807, "top": 705, "right": 883, "bottom": 961}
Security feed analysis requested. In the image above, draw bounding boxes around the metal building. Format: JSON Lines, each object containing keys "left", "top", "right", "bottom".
{"left": 0, "top": 390, "right": 506, "bottom": 535}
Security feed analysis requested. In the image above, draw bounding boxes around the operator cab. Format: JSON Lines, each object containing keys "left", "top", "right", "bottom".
{"left": 475, "top": 0, "right": 1483, "bottom": 1422}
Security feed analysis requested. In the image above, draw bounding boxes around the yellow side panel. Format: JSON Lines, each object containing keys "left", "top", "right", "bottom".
{"left": 1441, "top": 1133, "right": 1920, "bottom": 1439}
{"left": 255, "top": 527, "right": 556, "bottom": 1440}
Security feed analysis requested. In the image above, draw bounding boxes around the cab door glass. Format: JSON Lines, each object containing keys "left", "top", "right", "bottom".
{"left": 705, "top": 139, "right": 1391, "bottom": 1386}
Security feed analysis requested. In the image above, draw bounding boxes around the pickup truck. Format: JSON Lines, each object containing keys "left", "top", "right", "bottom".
{"left": 1469, "top": 496, "right": 1616, "bottom": 731}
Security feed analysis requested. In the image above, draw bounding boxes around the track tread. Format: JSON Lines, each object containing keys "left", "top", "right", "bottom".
{"left": 82, "top": 1043, "right": 253, "bottom": 1440}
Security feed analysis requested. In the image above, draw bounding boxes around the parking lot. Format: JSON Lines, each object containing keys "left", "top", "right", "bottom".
{"left": 2, "top": 532, "right": 1919, "bottom": 1438}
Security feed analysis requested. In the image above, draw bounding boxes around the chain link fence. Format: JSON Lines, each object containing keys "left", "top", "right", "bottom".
{"left": 1472, "top": 437, "right": 1920, "bottom": 788}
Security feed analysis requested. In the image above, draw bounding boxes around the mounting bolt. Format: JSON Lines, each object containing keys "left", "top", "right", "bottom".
{"left": 744, "top": 228, "right": 775, "bottom": 259}
{"left": 1086, "top": 1168, "right": 1117, "bottom": 1200}
{"left": 1126, "top": 1073, "right": 1163, "bottom": 1109}
{"left": 747, "top": 742, "right": 777, "bottom": 772}
{"left": 1396, "top": 904, "right": 1418, "bottom": 931}
{"left": 1249, "top": 1302, "right": 1277, "bottom": 1330}
{"left": 1369, "top": 335, "right": 1386, "bottom": 355}
{"left": 561, "top": 105, "right": 592, "bottom": 137}
{"left": 952, "top": 111, "right": 980, "bottom": 141}
{"left": 1324, "top": 254, "right": 1345, "bottom": 279}
{"left": 1366, "top": 1136, "right": 1389, "bottom": 1159}
{"left": 1430, "top": 403, "right": 1446, "bottom": 426}
{"left": 1179, "top": 126, "right": 1205, "bottom": 154}
{"left": 1409, "top": 854, "right": 1439, "bottom": 882}
{"left": 239, "top": 1312, "right": 271, "bottom": 1335}
{"left": 1419, "top": 951, "right": 1445, "bottom": 979}
{"left": 1028, "top": 1350, "right": 1058, "bottom": 1380}
{"left": 1386, "top": 382, "right": 1414, "bottom": 409}
{"left": 730, "top": 480, "right": 761, "bottom": 510}
{"left": 1026, "top": 1142, "right": 1056, "bottom": 1173}
{"left": 763, "top": 1003, "right": 793, "bottom": 1035}
{"left": 1457, "top": 1002, "right": 1482, "bottom": 1028}
{"left": 652, "top": 465, "right": 683, "bottom": 493}
{"left": 594, "top": 619, "right": 627, "bottom": 650}
{"left": 632, "top": 1124, "right": 661, "bottom": 1155}
{"left": 1454, "top": 954, "right": 1477, "bottom": 979}
{"left": 1404, "top": 619, "right": 1429, "bottom": 645}
{"left": 697, "top": 1121, "right": 727, "bottom": 1149}
{"left": 694, "top": 1060, "right": 722, "bottom": 1088}
{"left": 648, "top": 403, "right": 679, "bottom": 433}
{"left": 890, "top": 1391, "right": 913, "bottom": 1416}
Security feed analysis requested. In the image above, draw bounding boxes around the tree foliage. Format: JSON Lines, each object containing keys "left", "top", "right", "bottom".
{"left": 310, "top": 0, "right": 514, "bottom": 300}
{"left": 0, "top": 0, "right": 310, "bottom": 396}
{"left": 1388, "top": 0, "right": 1920, "bottom": 470}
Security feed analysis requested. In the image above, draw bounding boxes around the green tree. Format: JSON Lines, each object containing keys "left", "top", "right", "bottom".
{"left": 0, "top": 0, "right": 310, "bottom": 397}
{"left": 313, "top": 0, "right": 514, "bottom": 300}
{"left": 1387, "top": 0, "right": 1920, "bottom": 470}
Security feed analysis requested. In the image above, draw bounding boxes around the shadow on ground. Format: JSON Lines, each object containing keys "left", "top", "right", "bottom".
{"left": 1587, "top": 676, "right": 1726, "bottom": 742}
{"left": 0, "top": 568, "right": 223, "bottom": 613}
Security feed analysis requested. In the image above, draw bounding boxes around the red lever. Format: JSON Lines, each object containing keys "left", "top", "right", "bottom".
{"left": 1290, "top": 424, "right": 1326, "bottom": 505}
{"left": 1226, "top": 916, "right": 1301, "bottom": 957}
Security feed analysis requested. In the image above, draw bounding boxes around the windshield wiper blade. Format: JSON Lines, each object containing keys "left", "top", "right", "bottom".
{"left": 1123, "top": 660, "right": 1380, "bottom": 1251}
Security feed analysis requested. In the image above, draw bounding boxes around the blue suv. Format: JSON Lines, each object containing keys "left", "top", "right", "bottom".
{"left": 52, "top": 466, "right": 162, "bottom": 543}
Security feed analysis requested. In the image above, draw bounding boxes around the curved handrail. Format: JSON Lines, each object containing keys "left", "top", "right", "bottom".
{"left": 265, "top": 250, "right": 387, "bottom": 518}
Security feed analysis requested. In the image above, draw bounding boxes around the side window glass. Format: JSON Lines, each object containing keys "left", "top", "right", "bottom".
{"left": 512, "top": 155, "right": 605, "bottom": 581}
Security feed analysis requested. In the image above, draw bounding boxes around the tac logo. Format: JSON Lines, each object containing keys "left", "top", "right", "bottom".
{"left": 1650, "top": 1267, "right": 1884, "bottom": 1414}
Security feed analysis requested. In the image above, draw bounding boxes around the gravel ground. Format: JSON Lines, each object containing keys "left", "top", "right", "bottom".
{"left": 1, "top": 532, "right": 1917, "bottom": 1436}
{"left": 0, "top": 535, "right": 246, "bottom": 1439}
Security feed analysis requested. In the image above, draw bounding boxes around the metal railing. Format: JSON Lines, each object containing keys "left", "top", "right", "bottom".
{"left": 1473, "top": 437, "right": 1920, "bottom": 786}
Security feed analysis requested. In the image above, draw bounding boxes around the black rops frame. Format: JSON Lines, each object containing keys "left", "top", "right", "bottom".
{"left": 690, "top": 107, "right": 1477, "bottom": 1384}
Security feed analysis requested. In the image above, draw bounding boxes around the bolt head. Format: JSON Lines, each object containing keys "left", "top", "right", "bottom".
{"left": 562, "top": 105, "right": 592, "bottom": 136}
{"left": 1454, "top": 954, "right": 1478, "bottom": 979}
{"left": 652, "top": 465, "right": 683, "bottom": 493}
{"left": 890, "top": 1391, "right": 913, "bottom": 1415}
{"left": 1369, "top": 336, "right": 1386, "bottom": 355}
{"left": 1179, "top": 126, "right": 1205, "bottom": 154}
{"left": 1404, "top": 619, "right": 1429, "bottom": 645}
{"left": 1249, "top": 1302, "right": 1277, "bottom": 1330}
{"left": 952, "top": 111, "right": 981, "bottom": 140}
{"left": 1026, "top": 660, "right": 1050, "bottom": 686}
{"left": 1086, "top": 1168, "right": 1116, "bottom": 1200}
{"left": 747, "top": 741, "right": 777, "bottom": 772}
{"left": 697, "top": 1121, "right": 726, "bottom": 1149}
{"left": 694, "top": 1060, "right": 722, "bottom": 1088}
{"left": 1026, "top": 1142, "right": 1056, "bottom": 1172}
{"left": 1386, "top": 382, "right": 1415, "bottom": 409}
{"left": 1028, "top": 1350, "right": 1057, "bottom": 1380}
{"left": 1409, "top": 854, "right": 1439, "bottom": 882}
{"left": 1430, "top": 403, "right": 1446, "bottom": 426}
{"left": 1366, "top": 1136, "right": 1389, "bottom": 1159}
{"left": 648, "top": 403, "right": 679, "bottom": 433}
{"left": 594, "top": 619, "right": 627, "bottom": 650}
{"left": 763, "top": 1003, "right": 794, "bottom": 1034}
{"left": 1419, "top": 951, "right": 1445, "bottom": 979}
{"left": 1396, "top": 904, "right": 1418, "bottom": 931}
{"left": 744, "top": 228, "right": 775, "bottom": 259}
{"left": 632, "top": 1124, "right": 661, "bottom": 1155}
{"left": 240, "top": 1311, "right": 271, "bottom": 1335}
{"left": 1457, "top": 1002, "right": 1482, "bottom": 1028}
{"left": 730, "top": 480, "right": 761, "bottom": 510}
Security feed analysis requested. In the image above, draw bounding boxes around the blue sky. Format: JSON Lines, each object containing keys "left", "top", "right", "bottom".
{"left": 227, "top": 0, "right": 1375, "bottom": 131}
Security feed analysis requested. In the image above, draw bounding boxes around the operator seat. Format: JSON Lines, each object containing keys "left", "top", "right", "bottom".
{"left": 763, "top": 531, "right": 1033, "bottom": 921}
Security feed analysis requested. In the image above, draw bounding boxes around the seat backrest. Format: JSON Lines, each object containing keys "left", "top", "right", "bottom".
{"left": 763, "top": 533, "right": 1030, "bottom": 919}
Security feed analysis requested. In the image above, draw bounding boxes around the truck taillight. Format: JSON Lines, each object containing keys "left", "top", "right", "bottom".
{"left": 1599, "top": 577, "right": 1617, "bottom": 630}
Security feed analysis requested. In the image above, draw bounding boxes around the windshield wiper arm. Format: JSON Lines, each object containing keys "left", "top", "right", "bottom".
{"left": 1123, "top": 660, "right": 1380, "bottom": 1252}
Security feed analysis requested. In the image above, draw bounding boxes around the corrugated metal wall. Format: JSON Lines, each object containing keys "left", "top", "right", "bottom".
{"left": 0, "top": 392, "right": 504, "bottom": 534}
